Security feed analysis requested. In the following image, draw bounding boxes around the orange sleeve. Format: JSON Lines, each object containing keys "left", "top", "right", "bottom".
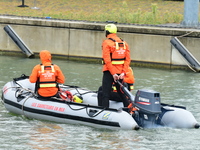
{"left": 54, "top": 65, "right": 65, "bottom": 84}
{"left": 102, "top": 40, "right": 117, "bottom": 75}
{"left": 29, "top": 65, "right": 40, "bottom": 83}
{"left": 124, "top": 67, "right": 135, "bottom": 84}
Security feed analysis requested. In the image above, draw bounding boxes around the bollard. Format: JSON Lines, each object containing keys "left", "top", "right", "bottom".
{"left": 18, "top": 0, "right": 29, "bottom": 7}
{"left": 181, "top": 0, "right": 199, "bottom": 27}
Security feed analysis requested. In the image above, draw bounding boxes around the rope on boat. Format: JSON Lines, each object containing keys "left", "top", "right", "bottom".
{"left": 7, "top": 77, "right": 106, "bottom": 118}
{"left": 59, "top": 84, "right": 97, "bottom": 97}
{"left": 4, "top": 85, "right": 106, "bottom": 118}
{"left": 86, "top": 107, "right": 106, "bottom": 118}
{"left": 52, "top": 97, "right": 107, "bottom": 118}
{"left": 21, "top": 95, "right": 33, "bottom": 116}
{"left": 2, "top": 86, "right": 19, "bottom": 93}
{"left": 52, "top": 97, "right": 88, "bottom": 110}
{"left": 3, "top": 86, "right": 37, "bottom": 101}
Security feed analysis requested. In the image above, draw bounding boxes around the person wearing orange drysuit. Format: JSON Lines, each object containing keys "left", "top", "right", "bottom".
{"left": 29, "top": 50, "right": 65, "bottom": 98}
{"left": 98, "top": 24, "right": 131, "bottom": 108}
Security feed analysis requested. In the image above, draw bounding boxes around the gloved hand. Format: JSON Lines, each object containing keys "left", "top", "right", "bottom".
{"left": 113, "top": 74, "right": 119, "bottom": 82}
{"left": 119, "top": 73, "right": 125, "bottom": 79}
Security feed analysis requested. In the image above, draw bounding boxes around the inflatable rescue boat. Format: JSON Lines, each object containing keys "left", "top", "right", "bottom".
{"left": 1, "top": 75, "right": 199, "bottom": 130}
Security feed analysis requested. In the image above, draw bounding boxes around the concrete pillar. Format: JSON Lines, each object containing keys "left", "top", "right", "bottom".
{"left": 181, "top": 0, "right": 199, "bottom": 27}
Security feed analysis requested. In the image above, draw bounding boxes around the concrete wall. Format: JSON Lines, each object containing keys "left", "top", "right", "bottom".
{"left": 1, "top": 15, "right": 200, "bottom": 69}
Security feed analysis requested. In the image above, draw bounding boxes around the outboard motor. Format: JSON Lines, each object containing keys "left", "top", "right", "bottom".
{"left": 133, "top": 89, "right": 162, "bottom": 128}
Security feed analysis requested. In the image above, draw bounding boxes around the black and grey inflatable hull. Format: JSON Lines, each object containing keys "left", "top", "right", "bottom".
{"left": 2, "top": 79, "right": 139, "bottom": 130}
{"left": 1, "top": 76, "right": 199, "bottom": 129}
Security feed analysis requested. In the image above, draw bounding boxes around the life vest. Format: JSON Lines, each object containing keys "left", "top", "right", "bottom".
{"left": 38, "top": 65, "right": 58, "bottom": 88}
{"left": 112, "top": 83, "right": 117, "bottom": 92}
{"left": 127, "top": 83, "right": 134, "bottom": 91}
{"left": 102, "top": 38, "right": 127, "bottom": 65}
{"left": 112, "top": 82, "right": 134, "bottom": 92}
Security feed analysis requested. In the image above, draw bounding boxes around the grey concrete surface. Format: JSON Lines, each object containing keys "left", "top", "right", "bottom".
{"left": 1, "top": 15, "right": 200, "bottom": 69}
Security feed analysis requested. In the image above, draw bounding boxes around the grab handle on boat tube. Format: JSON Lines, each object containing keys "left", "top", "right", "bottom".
{"left": 116, "top": 80, "right": 135, "bottom": 102}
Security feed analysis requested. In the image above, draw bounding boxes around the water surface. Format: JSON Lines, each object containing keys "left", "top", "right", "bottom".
{"left": 0, "top": 55, "right": 200, "bottom": 150}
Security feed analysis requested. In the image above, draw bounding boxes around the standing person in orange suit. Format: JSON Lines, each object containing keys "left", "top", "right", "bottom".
{"left": 29, "top": 50, "right": 65, "bottom": 98}
{"left": 98, "top": 67, "right": 135, "bottom": 104}
{"left": 99, "top": 24, "right": 131, "bottom": 108}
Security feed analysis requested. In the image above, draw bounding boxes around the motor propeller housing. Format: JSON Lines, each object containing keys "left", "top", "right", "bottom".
{"left": 133, "top": 89, "right": 162, "bottom": 128}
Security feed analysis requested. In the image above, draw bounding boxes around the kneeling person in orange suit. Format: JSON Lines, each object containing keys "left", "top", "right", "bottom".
{"left": 29, "top": 50, "right": 66, "bottom": 98}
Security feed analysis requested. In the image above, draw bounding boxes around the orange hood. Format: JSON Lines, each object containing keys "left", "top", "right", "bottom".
{"left": 39, "top": 50, "right": 52, "bottom": 64}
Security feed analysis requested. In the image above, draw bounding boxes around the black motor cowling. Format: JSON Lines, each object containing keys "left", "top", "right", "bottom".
{"left": 133, "top": 89, "right": 162, "bottom": 128}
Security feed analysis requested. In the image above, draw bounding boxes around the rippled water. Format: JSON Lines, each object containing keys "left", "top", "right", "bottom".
{"left": 0, "top": 55, "right": 200, "bottom": 150}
